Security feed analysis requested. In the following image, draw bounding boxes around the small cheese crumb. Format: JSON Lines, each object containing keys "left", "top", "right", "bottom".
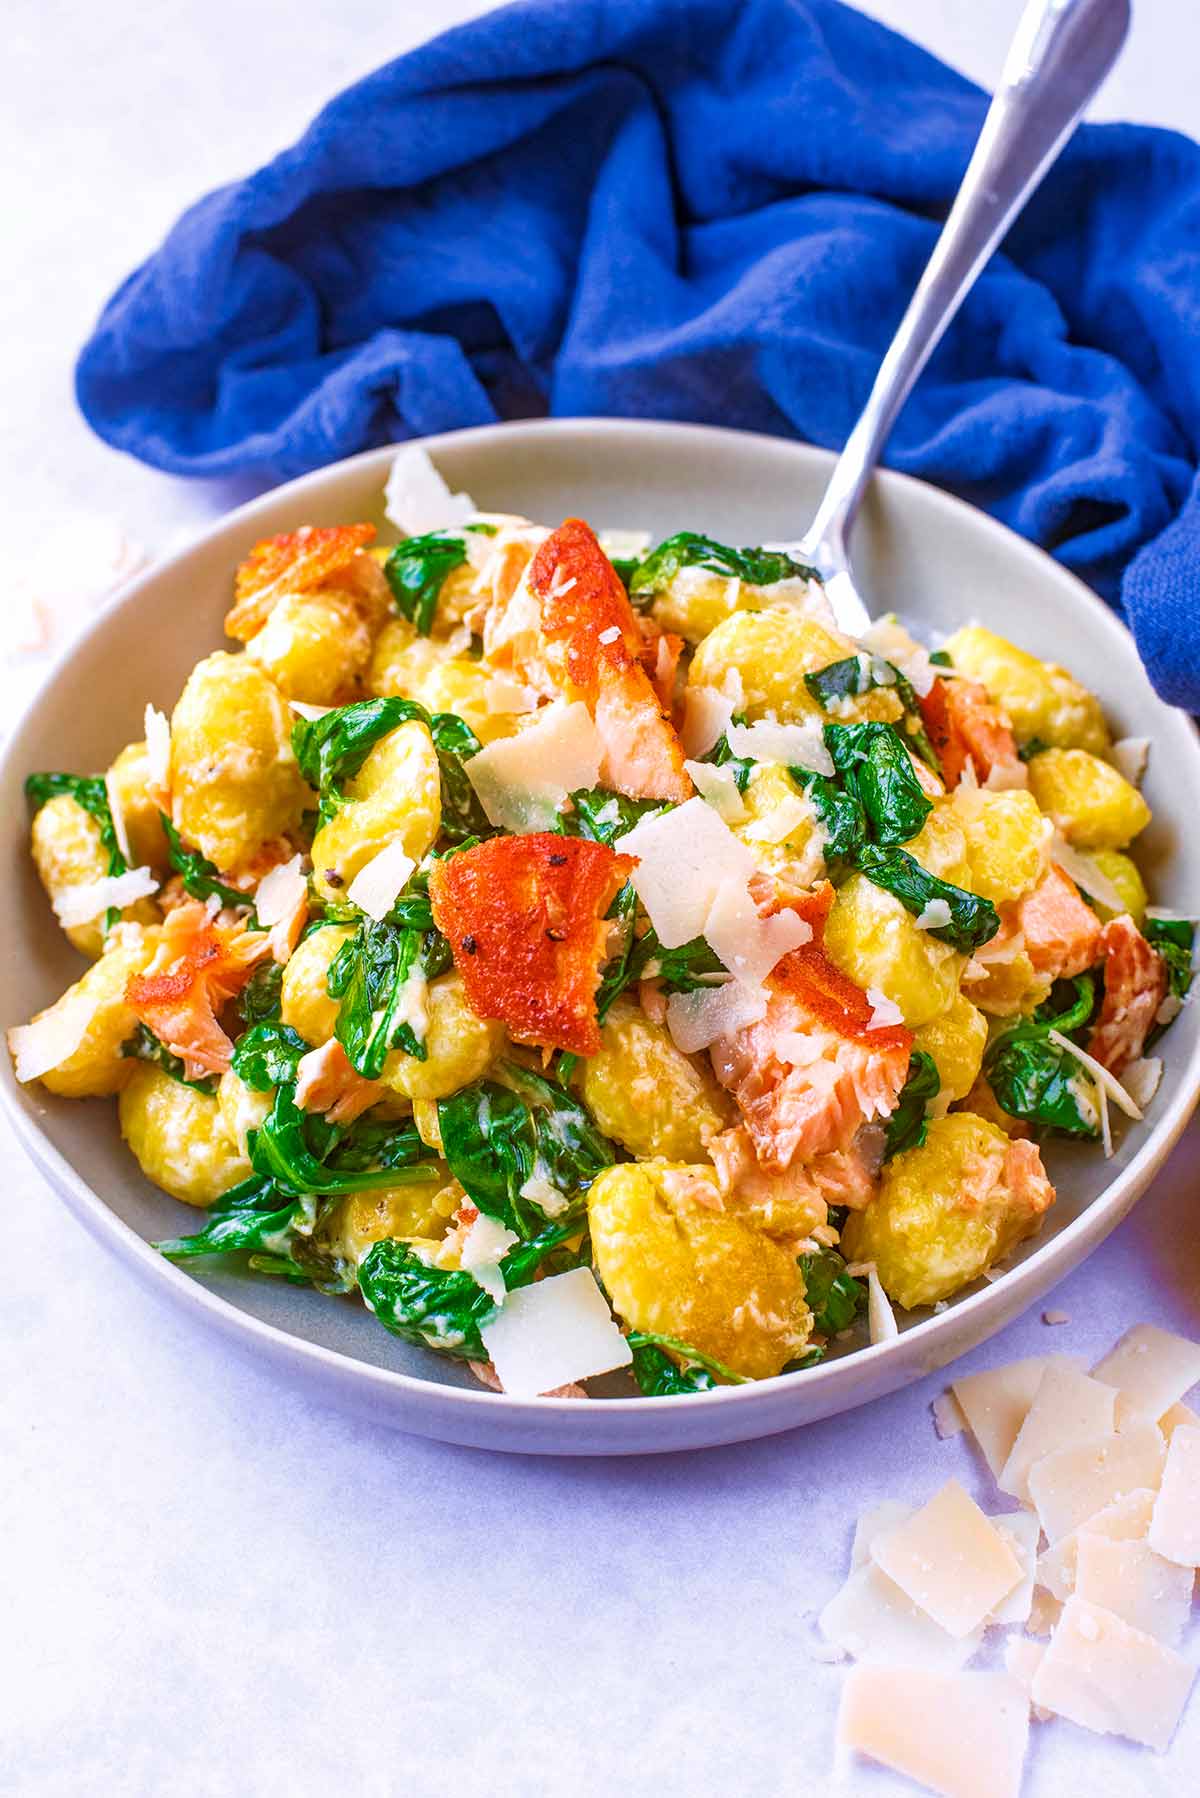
{"left": 1042, "top": 1310, "right": 1070, "bottom": 1326}
{"left": 871, "top": 1479, "right": 1022, "bottom": 1638}
{"left": 1074, "top": 1530, "right": 1194, "bottom": 1645}
{"left": 1092, "top": 1324, "right": 1200, "bottom": 1421}
{"left": 345, "top": 840, "right": 416, "bottom": 923}
{"left": 915, "top": 897, "right": 953, "bottom": 931}
{"left": 1026, "top": 1422, "right": 1166, "bottom": 1545}
{"left": 384, "top": 444, "right": 476, "bottom": 534}
{"left": 837, "top": 1668, "right": 1030, "bottom": 1798}
{"left": 864, "top": 987, "right": 904, "bottom": 1030}
{"left": 997, "top": 1363, "right": 1116, "bottom": 1503}
{"left": 1032, "top": 1596, "right": 1195, "bottom": 1752}
{"left": 931, "top": 1392, "right": 967, "bottom": 1440}
{"left": 479, "top": 1267, "right": 632, "bottom": 1398}
{"left": 459, "top": 1212, "right": 519, "bottom": 1306}
{"left": 1147, "top": 1423, "right": 1200, "bottom": 1566}
{"left": 53, "top": 866, "right": 159, "bottom": 928}
{"left": 596, "top": 624, "right": 621, "bottom": 645}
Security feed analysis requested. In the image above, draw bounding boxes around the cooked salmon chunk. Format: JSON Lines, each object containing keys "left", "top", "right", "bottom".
{"left": 1017, "top": 864, "right": 1103, "bottom": 980}
{"left": 1088, "top": 914, "right": 1169, "bottom": 1074}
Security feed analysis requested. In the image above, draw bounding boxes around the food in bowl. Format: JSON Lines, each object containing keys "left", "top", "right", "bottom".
{"left": 8, "top": 451, "right": 1194, "bottom": 1399}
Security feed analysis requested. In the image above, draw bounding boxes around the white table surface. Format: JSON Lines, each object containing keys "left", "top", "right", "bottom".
{"left": 4, "top": 4, "right": 1199, "bottom": 1794}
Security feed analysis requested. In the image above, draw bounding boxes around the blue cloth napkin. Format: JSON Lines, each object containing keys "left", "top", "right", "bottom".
{"left": 76, "top": 0, "right": 1200, "bottom": 707}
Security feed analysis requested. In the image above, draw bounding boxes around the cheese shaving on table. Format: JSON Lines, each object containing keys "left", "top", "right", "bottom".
{"left": 949, "top": 1354, "right": 1085, "bottom": 1479}
{"left": 932, "top": 1392, "right": 967, "bottom": 1439}
{"left": 725, "top": 716, "right": 834, "bottom": 775}
{"left": 459, "top": 1212, "right": 519, "bottom": 1306}
{"left": 871, "top": 1479, "right": 1022, "bottom": 1637}
{"left": 478, "top": 1267, "right": 632, "bottom": 1398}
{"left": 837, "top": 1667, "right": 1030, "bottom": 1798}
{"left": 7, "top": 992, "right": 98, "bottom": 1082}
{"left": 1148, "top": 1424, "right": 1200, "bottom": 1566}
{"left": 1026, "top": 1422, "right": 1167, "bottom": 1545}
{"left": 345, "top": 840, "right": 416, "bottom": 923}
{"left": 1031, "top": 1596, "right": 1195, "bottom": 1752}
{"left": 52, "top": 866, "right": 158, "bottom": 929}
{"left": 615, "top": 796, "right": 756, "bottom": 948}
{"left": 1092, "top": 1323, "right": 1200, "bottom": 1419}
{"left": 1073, "top": 1531, "right": 1194, "bottom": 1645}
{"left": 819, "top": 1564, "right": 982, "bottom": 1671}
{"left": 465, "top": 701, "right": 605, "bottom": 833}
{"left": 384, "top": 444, "right": 476, "bottom": 534}
{"left": 1036, "top": 1488, "right": 1159, "bottom": 1602}
{"left": 683, "top": 758, "right": 747, "bottom": 822}
{"left": 997, "top": 1363, "right": 1116, "bottom": 1503}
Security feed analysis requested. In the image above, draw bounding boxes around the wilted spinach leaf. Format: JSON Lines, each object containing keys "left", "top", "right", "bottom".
{"left": 231, "top": 1021, "right": 309, "bottom": 1091}
{"left": 805, "top": 655, "right": 938, "bottom": 771}
{"left": 161, "top": 814, "right": 256, "bottom": 918}
{"left": 854, "top": 845, "right": 1000, "bottom": 953}
{"left": 293, "top": 698, "right": 489, "bottom": 842}
{"left": 629, "top": 532, "right": 818, "bottom": 596}
{"left": 562, "top": 787, "right": 666, "bottom": 845}
{"left": 824, "top": 722, "right": 932, "bottom": 846}
{"left": 358, "top": 1222, "right": 575, "bottom": 1358}
{"left": 155, "top": 1174, "right": 315, "bottom": 1263}
{"left": 627, "top": 1331, "right": 750, "bottom": 1394}
{"left": 27, "top": 770, "right": 129, "bottom": 930}
{"left": 1144, "top": 916, "right": 1196, "bottom": 1003}
{"left": 120, "top": 1021, "right": 218, "bottom": 1094}
{"left": 237, "top": 959, "right": 284, "bottom": 1026}
{"left": 984, "top": 974, "right": 1101, "bottom": 1138}
{"left": 883, "top": 1051, "right": 940, "bottom": 1159}
{"left": 329, "top": 913, "right": 451, "bottom": 1078}
{"left": 248, "top": 1084, "right": 440, "bottom": 1197}
{"left": 791, "top": 768, "right": 867, "bottom": 860}
{"left": 799, "top": 1249, "right": 867, "bottom": 1336}
{"left": 384, "top": 533, "right": 467, "bottom": 636}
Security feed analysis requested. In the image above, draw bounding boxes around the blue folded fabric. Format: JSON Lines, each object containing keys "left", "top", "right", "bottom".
{"left": 76, "top": 0, "right": 1200, "bottom": 707}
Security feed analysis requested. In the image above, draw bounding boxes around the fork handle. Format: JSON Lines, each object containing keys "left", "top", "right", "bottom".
{"left": 802, "top": 0, "right": 1130, "bottom": 584}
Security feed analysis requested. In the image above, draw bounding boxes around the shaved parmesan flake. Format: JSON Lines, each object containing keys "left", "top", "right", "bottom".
{"left": 1111, "top": 736, "right": 1150, "bottom": 785}
{"left": 104, "top": 770, "right": 133, "bottom": 866}
{"left": 518, "top": 1173, "right": 568, "bottom": 1219}
{"left": 1159, "top": 1399, "right": 1200, "bottom": 1444}
{"left": 143, "top": 703, "right": 171, "bottom": 790}
{"left": 680, "top": 686, "right": 736, "bottom": 759}
{"left": 666, "top": 979, "right": 768, "bottom": 1055}
{"left": 345, "top": 840, "right": 416, "bottom": 923}
{"left": 915, "top": 898, "right": 953, "bottom": 932}
{"left": 1092, "top": 1324, "right": 1200, "bottom": 1420}
{"left": 1032, "top": 1596, "right": 1195, "bottom": 1752}
{"left": 951, "top": 1355, "right": 1084, "bottom": 1480}
{"left": 998, "top": 1364, "right": 1116, "bottom": 1503}
{"left": 1036, "top": 1488, "right": 1159, "bottom": 1602}
{"left": 479, "top": 1267, "right": 631, "bottom": 1398}
{"left": 1074, "top": 1530, "right": 1193, "bottom": 1645}
{"left": 1003, "top": 1635, "right": 1046, "bottom": 1707}
{"left": 1096, "top": 1077, "right": 1113, "bottom": 1158}
{"left": 859, "top": 615, "right": 938, "bottom": 699}
{"left": 459, "top": 1213, "right": 519, "bottom": 1306}
{"left": 8, "top": 992, "right": 98, "bottom": 1083}
{"left": 872, "top": 1480, "right": 1022, "bottom": 1638}
{"left": 866, "top": 1269, "right": 898, "bottom": 1345}
{"left": 53, "top": 866, "right": 158, "bottom": 929}
{"left": 837, "top": 1668, "right": 1030, "bottom": 1798}
{"left": 1026, "top": 1423, "right": 1166, "bottom": 1545}
{"left": 702, "top": 878, "right": 810, "bottom": 988}
{"left": 864, "top": 987, "right": 903, "bottom": 1030}
{"left": 384, "top": 444, "right": 475, "bottom": 535}
{"left": 850, "top": 1500, "right": 913, "bottom": 1570}
{"left": 466, "top": 701, "right": 604, "bottom": 834}
{"left": 1121, "top": 1056, "right": 1163, "bottom": 1110}
{"left": 615, "top": 797, "right": 756, "bottom": 949}
{"left": 289, "top": 700, "right": 332, "bottom": 722}
{"left": 254, "top": 853, "right": 306, "bottom": 927}
{"left": 725, "top": 717, "right": 834, "bottom": 776}
{"left": 1045, "top": 1028, "right": 1142, "bottom": 1119}
{"left": 1049, "top": 835, "right": 1128, "bottom": 915}
{"left": 932, "top": 1392, "right": 967, "bottom": 1440}
{"left": 1026, "top": 1588, "right": 1064, "bottom": 1637}
{"left": 1148, "top": 1424, "right": 1200, "bottom": 1566}
{"left": 989, "top": 1511, "right": 1039, "bottom": 1626}
{"left": 819, "top": 1564, "right": 980, "bottom": 1670}
{"left": 684, "top": 759, "right": 747, "bottom": 823}
{"left": 597, "top": 528, "right": 651, "bottom": 561}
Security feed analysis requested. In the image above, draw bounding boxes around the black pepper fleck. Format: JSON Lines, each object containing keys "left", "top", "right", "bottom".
{"left": 545, "top": 928, "right": 566, "bottom": 942}
{"left": 548, "top": 853, "right": 568, "bottom": 866}
{"left": 462, "top": 935, "right": 478, "bottom": 955}
{"left": 325, "top": 870, "right": 344, "bottom": 888}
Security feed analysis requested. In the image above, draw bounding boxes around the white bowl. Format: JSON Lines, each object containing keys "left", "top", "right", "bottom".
{"left": 3, "top": 419, "right": 1198, "bottom": 1455}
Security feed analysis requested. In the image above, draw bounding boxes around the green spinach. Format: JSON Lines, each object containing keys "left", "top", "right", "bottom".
{"left": 791, "top": 768, "right": 867, "bottom": 860}
{"left": 984, "top": 975, "right": 1101, "bottom": 1138}
{"left": 328, "top": 913, "right": 451, "bottom": 1078}
{"left": 161, "top": 814, "right": 256, "bottom": 918}
{"left": 1144, "top": 916, "right": 1196, "bottom": 1004}
{"left": 384, "top": 533, "right": 467, "bottom": 636}
{"left": 799, "top": 1249, "right": 867, "bottom": 1336}
{"left": 26, "top": 770, "right": 128, "bottom": 930}
{"left": 854, "top": 845, "right": 1000, "bottom": 953}
{"left": 805, "top": 655, "right": 938, "bottom": 771}
{"left": 627, "top": 1332, "right": 750, "bottom": 1395}
{"left": 824, "top": 722, "right": 932, "bottom": 846}
{"left": 236, "top": 959, "right": 284, "bottom": 1026}
{"left": 358, "top": 1222, "right": 576, "bottom": 1358}
{"left": 120, "top": 1022, "right": 218, "bottom": 1095}
{"left": 292, "top": 698, "right": 489, "bottom": 842}
{"left": 629, "top": 532, "right": 818, "bottom": 597}
{"left": 883, "top": 1051, "right": 940, "bottom": 1159}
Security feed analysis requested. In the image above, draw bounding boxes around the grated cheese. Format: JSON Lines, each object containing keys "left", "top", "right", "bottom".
{"left": 53, "top": 866, "right": 159, "bottom": 929}
{"left": 931, "top": 1392, "right": 967, "bottom": 1440}
{"left": 1111, "top": 736, "right": 1150, "bottom": 785}
{"left": 1121, "top": 1056, "right": 1163, "bottom": 1110}
{"left": 143, "top": 703, "right": 171, "bottom": 788}
{"left": 1026, "top": 1422, "right": 1167, "bottom": 1545}
{"left": 465, "top": 701, "right": 604, "bottom": 834}
{"left": 725, "top": 716, "right": 834, "bottom": 776}
{"left": 871, "top": 1480, "right": 1022, "bottom": 1638}
{"left": 254, "top": 853, "right": 306, "bottom": 927}
{"left": 289, "top": 700, "right": 332, "bottom": 722}
{"left": 864, "top": 987, "right": 904, "bottom": 1030}
{"left": 345, "top": 840, "right": 416, "bottom": 923}
{"left": 915, "top": 897, "right": 953, "bottom": 932}
{"left": 866, "top": 1269, "right": 899, "bottom": 1345}
{"left": 701, "top": 877, "right": 810, "bottom": 989}
{"left": 680, "top": 686, "right": 736, "bottom": 759}
{"left": 950, "top": 1354, "right": 1084, "bottom": 1479}
{"left": 1074, "top": 1530, "right": 1194, "bottom": 1645}
{"left": 683, "top": 758, "right": 748, "bottom": 823}
{"left": 837, "top": 1668, "right": 1030, "bottom": 1798}
{"left": 384, "top": 444, "right": 476, "bottom": 534}
{"left": 8, "top": 992, "right": 98, "bottom": 1083}
{"left": 1147, "top": 1423, "right": 1200, "bottom": 1567}
{"left": 997, "top": 1363, "right": 1117, "bottom": 1503}
{"left": 819, "top": 1564, "right": 981, "bottom": 1671}
{"left": 1045, "top": 1028, "right": 1143, "bottom": 1119}
{"left": 459, "top": 1212, "right": 519, "bottom": 1306}
{"left": 478, "top": 1267, "right": 632, "bottom": 1398}
{"left": 1092, "top": 1323, "right": 1200, "bottom": 1420}
{"left": 1031, "top": 1596, "right": 1195, "bottom": 1752}
{"left": 615, "top": 797, "right": 756, "bottom": 949}
{"left": 665, "top": 979, "right": 768, "bottom": 1055}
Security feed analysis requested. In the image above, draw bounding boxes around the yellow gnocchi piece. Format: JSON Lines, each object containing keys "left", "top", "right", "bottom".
{"left": 942, "top": 625, "right": 1109, "bottom": 753}
{"left": 381, "top": 972, "right": 504, "bottom": 1101}
{"left": 733, "top": 763, "right": 827, "bottom": 889}
{"left": 279, "top": 923, "right": 355, "bottom": 1046}
{"left": 840, "top": 1113, "right": 1049, "bottom": 1308}
{"left": 246, "top": 589, "right": 374, "bottom": 705}
{"left": 912, "top": 992, "right": 989, "bottom": 1104}
{"left": 644, "top": 562, "right": 820, "bottom": 646}
{"left": 311, "top": 718, "right": 441, "bottom": 908}
{"left": 587, "top": 1161, "right": 811, "bottom": 1379}
{"left": 318, "top": 1178, "right": 457, "bottom": 1269}
{"left": 965, "top": 946, "right": 1052, "bottom": 1019}
{"left": 170, "top": 652, "right": 312, "bottom": 871}
{"left": 1027, "top": 747, "right": 1151, "bottom": 850}
{"left": 368, "top": 617, "right": 457, "bottom": 700}
{"left": 951, "top": 785, "right": 1047, "bottom": 904}
{"left": 906, "top": 802, "right": 971, "bottom": 886}
{"left": 1087, "top": 849, "right": 1148, "bottom": 925}
{"left": 119, "top": 1064, "right": 252, "bottom": 1206}
{"left": 687, "top": 611, "right": 853, "bottom": 720}
{"left": 581, "top": 1000, "right": 733, "bottom": 1162}
{"left": 20, "top": 924, "right": 161, "bottom": 1097}
{"left": 106, "top": 741, "right": 170, "bottom": 872}
{"left": 31, "top": 794, "right": 158, "bottom": 959}
{"left": 416, "top": 657, "right": 523, "bottom": 747}
{"left": 823, "top": 874, "right": 964, "bottom": 1027}
{"left": 216, "top": 1068, "right": 272, "bottom": 1157}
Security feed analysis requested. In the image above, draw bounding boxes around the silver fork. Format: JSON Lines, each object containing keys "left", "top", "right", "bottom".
{"left": 799, "top": 0, "right": 1130, "bottom": 635}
